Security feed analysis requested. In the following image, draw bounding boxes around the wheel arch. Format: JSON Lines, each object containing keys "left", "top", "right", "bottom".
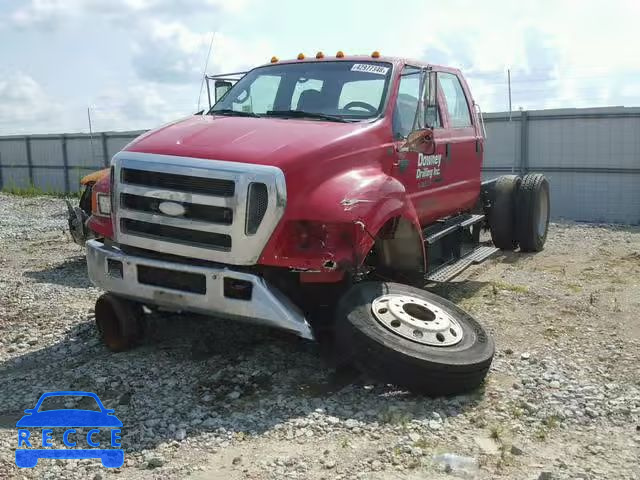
{"left": 362, "top": 201, "right": 426, "bottom": 284}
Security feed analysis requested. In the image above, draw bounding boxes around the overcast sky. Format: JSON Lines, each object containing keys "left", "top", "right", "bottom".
{"left": 0, "top": 0, "right": 638, "bottom": 135}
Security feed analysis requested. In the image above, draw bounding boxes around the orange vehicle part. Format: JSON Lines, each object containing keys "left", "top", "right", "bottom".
{"left": 80, "top": 168, "right": 109, "bottom": 186}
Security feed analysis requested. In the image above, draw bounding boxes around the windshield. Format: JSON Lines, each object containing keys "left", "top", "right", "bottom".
{"left": 211, "top": 61, "right": 393, "bottom": 121}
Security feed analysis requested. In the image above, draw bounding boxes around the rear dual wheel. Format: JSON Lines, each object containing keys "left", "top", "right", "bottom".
{"left": 489, "top": 173, "right": 550, "bottom": 252}
{"left": 517, "top": 173, "right": 550, "bottom": 252}
{"left": 335, "top": 282, "right": 494, "bottom": 396}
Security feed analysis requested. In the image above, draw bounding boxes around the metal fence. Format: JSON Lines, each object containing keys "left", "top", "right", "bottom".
{"left": 1, "top": 106, "right": 639, "bottom": 224}
{"left": 482, "top": 107, "right": 640, "bottom": 225}
{"left": 0, "top": 131, "right": 145, "bottom": 194}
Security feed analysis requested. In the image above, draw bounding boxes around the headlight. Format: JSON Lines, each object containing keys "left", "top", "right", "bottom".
{"left": 94, "top": 193, "right": 111, "bottom": 216}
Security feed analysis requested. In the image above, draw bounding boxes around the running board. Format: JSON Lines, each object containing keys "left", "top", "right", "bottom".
{"left": 426, "top": 246, "right": 499, "bottom": 282}
{"left": 424, "top": 214, "right": 485, "bottom": 245}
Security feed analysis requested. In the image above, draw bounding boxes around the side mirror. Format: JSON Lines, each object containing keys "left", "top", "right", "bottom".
{"left": 403, "top": 128, "right": 435, "bottom": 153}
{"left": 24, "top": 409, "right": 35, "bottom": 414}
{"left": 214, "top": 80, "right": 233, "bottom": 102}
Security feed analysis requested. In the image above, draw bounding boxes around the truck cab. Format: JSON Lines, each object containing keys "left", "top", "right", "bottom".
{"left": 86, "top": 52, "right": 549, "bottom": 395}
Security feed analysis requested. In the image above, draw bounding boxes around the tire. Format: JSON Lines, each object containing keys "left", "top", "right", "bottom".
{"left": 335, "top": 282, "right": 494, "bottom": 396}
{"left": 95, "top": 293, "right": 144, "bottom": 352}
{"left": 488, "top": 175, "right": 521, "bottom": 250}
{"left": 516, "top": 173, "right": 550, "bottom": 252}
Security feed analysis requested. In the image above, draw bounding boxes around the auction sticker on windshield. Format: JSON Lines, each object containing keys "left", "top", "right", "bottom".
{"left": 351, "top": 64, "right": 389, "bottom": 75}
{"left": 15, "top": 391, "right": 124, "bottom": 468}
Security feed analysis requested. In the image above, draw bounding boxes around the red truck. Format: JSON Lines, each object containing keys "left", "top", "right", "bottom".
{"left": 84, "top": 52, "right": 550, "bottom": 395}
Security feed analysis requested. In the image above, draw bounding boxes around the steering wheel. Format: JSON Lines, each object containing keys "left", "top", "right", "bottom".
{"left": 342, "top": 101, "right": 377, "bottom": 114}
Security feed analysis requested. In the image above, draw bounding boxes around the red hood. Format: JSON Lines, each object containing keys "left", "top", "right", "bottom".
{"left": 126, "top": 115, "right": 379, "bottom": 170}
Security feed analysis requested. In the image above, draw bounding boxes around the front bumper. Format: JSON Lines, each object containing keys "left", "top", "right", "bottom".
{"left": 86, "top": 240, "right": 314, "bottom": 340}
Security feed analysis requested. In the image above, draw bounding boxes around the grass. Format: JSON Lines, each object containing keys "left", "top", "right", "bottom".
{"left": 2, "top": 184, "right": 79, "bottom": 198}
{"left": 490, "top": 281, "right": 529, "bottom": 294}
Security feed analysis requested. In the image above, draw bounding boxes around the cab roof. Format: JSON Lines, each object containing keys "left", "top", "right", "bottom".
{"left": 256, "top": 54, "right": 460, "bottom": 75}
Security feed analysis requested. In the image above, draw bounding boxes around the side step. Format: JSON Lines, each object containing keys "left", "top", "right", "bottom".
{"left": 426, "top": 245, "right": 499, "bottom": 283}
{"left": 424, "top": 214, "right": 485, "bottom": 245}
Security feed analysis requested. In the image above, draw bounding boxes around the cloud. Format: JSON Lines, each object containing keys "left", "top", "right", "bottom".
{"left": 9, "top": 0, "right": 249, "bottom": 29}
{"left": 89, "top": 83, "right": 193, "bottom": 132}
{"left": 411, "top": 1, "right": 640, "bottom": 112}
{"left": 132, "top": 21, "right": 273, "bottom": 84}
{"left": 0, "top": 71, "right": 63, "bottom": 134}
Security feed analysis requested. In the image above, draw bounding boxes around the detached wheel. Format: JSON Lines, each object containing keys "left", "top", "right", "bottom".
{"left": 516, "top": 173, "right": 550, "bottom": 252}
{"left": 95, "top": 293, "right": 144, "bottom": 352}
{"left": 335, "top": 282, "right": 494, "bottom": 396}
{"left": 488, "top": 175, "right": 521, "bottom": 250}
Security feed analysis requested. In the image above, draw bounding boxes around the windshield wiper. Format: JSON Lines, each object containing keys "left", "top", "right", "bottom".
{"left": 211, "top": 109, "right": 261, "bottom": 118}
{"left": 265, "top": 110, "right": 350, "bottom": 123}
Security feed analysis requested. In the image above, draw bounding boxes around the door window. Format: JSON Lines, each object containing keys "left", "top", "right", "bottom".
{"left": 438, "top": 72, "right": 472, "bottom": 127}
{"left": 392, "top": 66, "right": 421, "bottom": 139}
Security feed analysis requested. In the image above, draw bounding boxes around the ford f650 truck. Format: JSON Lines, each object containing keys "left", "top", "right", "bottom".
{"left": 84, "top": 52, "right": 550, "bottom": 395}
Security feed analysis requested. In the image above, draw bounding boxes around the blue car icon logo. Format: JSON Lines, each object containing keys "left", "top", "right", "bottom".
{"left": 15, "top": 391, "right": 124, "bottom": 468}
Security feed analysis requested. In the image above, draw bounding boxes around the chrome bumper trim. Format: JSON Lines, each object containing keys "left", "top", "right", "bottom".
{"left": 86, "top": 240, "right": 314, "bottom": 340}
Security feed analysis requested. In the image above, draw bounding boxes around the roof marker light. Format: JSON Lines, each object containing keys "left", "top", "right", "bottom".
{"left": 316, "top": 51, "right": 324, "bottom": 59}
{"left": 297, "top": 53, "right": 305, "bottom": 60}
{"left": 336, "top": 51, "right": 345, "bottom": 58}
{"left": 271, "top": 56, "right": 279, "bottom": 63}
{"left": 371, "top": 51, "right": 381, "bottom": 58}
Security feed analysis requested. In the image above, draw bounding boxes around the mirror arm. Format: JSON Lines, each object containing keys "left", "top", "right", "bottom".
{"left": 205, "top": 78, "right": 212, "bottom": 112}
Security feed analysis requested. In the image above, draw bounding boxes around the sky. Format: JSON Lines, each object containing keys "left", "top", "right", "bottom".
{"left": 0, "top": 0, "right": 638, "bottom": 135}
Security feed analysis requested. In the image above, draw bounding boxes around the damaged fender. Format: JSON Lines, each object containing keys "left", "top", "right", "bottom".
{"left": 259, "top": 166, "right": 425, "bottom": 274}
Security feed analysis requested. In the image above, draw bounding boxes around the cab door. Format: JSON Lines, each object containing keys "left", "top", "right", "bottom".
{"left": 391, "top": 67, "right": 450, "bottom": 226}
{"left": 436, "top": 71, "right": 482, "bottom": 213}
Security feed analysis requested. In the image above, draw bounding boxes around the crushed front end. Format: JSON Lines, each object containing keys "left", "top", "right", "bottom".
{"left": 86, "top": 151, "right": 314, "bottom": 340}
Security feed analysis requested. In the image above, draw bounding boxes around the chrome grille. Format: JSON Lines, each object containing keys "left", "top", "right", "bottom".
{"left": 121, "top": 167, "right": 235, "bottom": 196}
{"left": 121, "top": 193, "right": 233, "bottom": 224}
{"left": 246, "top": 183, "right": 268, "bottom": 235}
{"left": 112, "top": 152, "right": 287, "bottom": 265}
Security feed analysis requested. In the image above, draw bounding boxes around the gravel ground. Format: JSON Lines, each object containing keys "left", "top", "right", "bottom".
{"left": 0, "top": 192, "right": 638, "bottom": 480}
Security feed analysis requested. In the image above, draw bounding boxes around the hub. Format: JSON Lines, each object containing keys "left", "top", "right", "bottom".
{"left": 371, "top": 294, "right": 463, "bottom": 346}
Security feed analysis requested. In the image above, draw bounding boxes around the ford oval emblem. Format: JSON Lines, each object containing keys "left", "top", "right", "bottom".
{"left": 158, "top": 201, "right": 186, "bottom": 217}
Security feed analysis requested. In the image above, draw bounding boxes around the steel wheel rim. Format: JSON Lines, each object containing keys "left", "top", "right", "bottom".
{"left": 371, "top": 294, "right": 463, "bottom": 346}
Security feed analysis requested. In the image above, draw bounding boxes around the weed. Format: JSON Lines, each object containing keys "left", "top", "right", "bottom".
{"left": 542, "top": 414, "right": 561, "bottom": 429}
{"left": 489, "top": 424, "right": 504, "bottom": 442}
{"left": 413, "top": 437, "right": 432, "bottom": 450}
{"left": 491, "top": 281, "right": 529, "bottom": 294}
{"left": 496, "top": 445, "right": 515, "bottom": 470}
{"left": 509, "top": 405, "right": 523, "bottom": 419}
{"left": 565, "top": 283, "right": 582, "bottom": 293}
{"left": 534, "top": 426, "right": 548, "bottom": 441}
